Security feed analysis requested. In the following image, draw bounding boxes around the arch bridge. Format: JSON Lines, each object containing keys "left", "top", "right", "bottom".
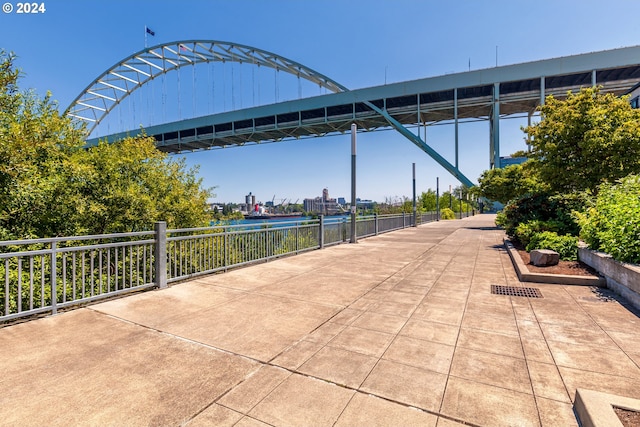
{"left": 68, "top": 42, "right": 640, "bottom": 187}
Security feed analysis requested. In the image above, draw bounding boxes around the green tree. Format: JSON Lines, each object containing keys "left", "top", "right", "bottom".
{"left": 0, "top": 51, "right": 86, "bottom": 238}
{"left": 418, "top": 190, "right": 436, "bottom": 212}
{"left": 0, "top": 51, "right": 213, "bottom": 238}
{"left": 524, "top": 86, "right": 640, "bottom": 193}
{"left": 69, "top": 137, "right": 213, "bottom": 234}
{"left": 475, "top": 162, "right": 543, "bottom": 204}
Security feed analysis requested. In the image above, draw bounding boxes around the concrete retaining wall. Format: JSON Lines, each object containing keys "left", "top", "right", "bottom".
{"left": 578, "top": 247, "right": 640, "bottom": 311}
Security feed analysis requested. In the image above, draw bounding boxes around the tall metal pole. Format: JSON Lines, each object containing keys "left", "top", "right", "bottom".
{"left": 350, "top": 124, "right": 357, "bottom": 243}
{"left": 492, "top": 82, "right": 501, "bottom": 169}
{"left": 454, "top": 88, "right": 459, "bottom": 169}
{"left": 466, "top": 193, "right": 469, "bottom": 217}
{"left": 412, "top": 163, "right": 416, "bottom": 227}
{"left": 436, "top": 177, "right": 440, "bottom": 221}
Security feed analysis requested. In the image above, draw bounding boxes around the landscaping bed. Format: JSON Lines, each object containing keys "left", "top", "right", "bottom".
{"left": 504, "top": 239, "right": 605, "bottom": 286}
{"left": 512, "top": 241, "right": 598, "bottom": 277}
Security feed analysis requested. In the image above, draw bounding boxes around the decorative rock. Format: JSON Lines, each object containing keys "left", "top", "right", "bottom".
{"left": 530, "top": 249, "right": 560, "bottom": 266}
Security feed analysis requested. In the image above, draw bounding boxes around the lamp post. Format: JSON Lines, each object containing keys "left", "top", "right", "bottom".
{"left": 412, "top": 163, "right": 416, "bottom": 227}
{"left": 350, "top": 124, "right": 357, "bottom": 243}
{"left": 436, "top": 177, "right": 440, "bottom": 221}
{"left": 466, "top": 193, "right": 469, "bottom": 217}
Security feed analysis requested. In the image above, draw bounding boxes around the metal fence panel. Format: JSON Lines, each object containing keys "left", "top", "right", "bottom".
{"left": 1, "top": 211, "right": 473, "bottom": 323}
{"left": 323, "top": 218, "right": 347, "bottom": 246}
{"left": 0, "top": 233, "right": 156, "bottom": 322}
{"left": 166, "top": 220, "right": 321, "bottom": 283}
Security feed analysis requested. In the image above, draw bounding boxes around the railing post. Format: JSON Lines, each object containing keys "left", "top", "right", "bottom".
{"left": 51, "top": 242, "right": 57, "bottom": 315}
{"left": 296, "top": 224, "right": 299, "bottom": 253}
{"left": 402, "top": 212, "right": 406, "bottom": 228}
{"left": 319, "top": 215, "right": 325, "bottom": 249}
{"left": 375, "top": 213, "right": 379, "bottom": 236}
{"left": 154, "top": 221, "right": 167, "bottom": 289}
{"left": 223, "top": 227, "right": 229, "bottom": 271}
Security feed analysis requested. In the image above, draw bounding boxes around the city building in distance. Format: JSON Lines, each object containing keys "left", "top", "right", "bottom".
{"left": 304, "top": 188, "right": 346, "bottom": 215}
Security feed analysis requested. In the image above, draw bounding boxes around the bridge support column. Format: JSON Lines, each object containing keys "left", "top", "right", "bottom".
{"left": 454, "top": 88, "right": 459, "bottom": 169}
{"left": 527, "top": 110, "right": 533, "bottom": 148}
{"left": 490, "top": 83, "right": 501, "bottom": 169}
{"left": 362, "top": 101, "right": 475, "bottom": 188}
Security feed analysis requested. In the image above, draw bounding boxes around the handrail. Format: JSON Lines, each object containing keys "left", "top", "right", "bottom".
{"left": 0, "top": 211, "right": 466, "bottom": 323}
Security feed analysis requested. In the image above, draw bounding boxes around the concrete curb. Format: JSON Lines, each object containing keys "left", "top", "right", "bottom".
{"left": 574, "top": 388, "right": 640, "bottom": 427}
{"left": 504, "top": 239, "right": 606, "bottom": 286}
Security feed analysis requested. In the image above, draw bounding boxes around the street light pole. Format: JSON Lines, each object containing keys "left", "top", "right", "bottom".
{"left": 436, "top": 177, "right": 440, "bottom": 221}
{"left": 412, "top": 163, "right": 416, "bottom": 227}
{"left": 350, "top": 124, "right": 357, "bottom": 243}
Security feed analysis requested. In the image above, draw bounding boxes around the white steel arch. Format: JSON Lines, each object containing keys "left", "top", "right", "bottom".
{"left": 65, "top": 40, "right": 346, "bottom": 135}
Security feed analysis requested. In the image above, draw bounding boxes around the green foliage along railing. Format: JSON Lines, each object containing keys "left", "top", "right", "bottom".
{"left": 166, "top": 220, "right": 322, "bottom": 282}
{"left": 0, "top": 211, "right": 467, "bottom": 323}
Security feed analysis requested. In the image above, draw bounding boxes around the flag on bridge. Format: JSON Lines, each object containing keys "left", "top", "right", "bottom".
{"left": 145, "top": 26, "right": 155, "bottom": 36}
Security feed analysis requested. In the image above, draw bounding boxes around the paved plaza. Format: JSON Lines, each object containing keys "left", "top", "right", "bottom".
{"left": 1, "top": 214, "right": 639, "bottom": 426}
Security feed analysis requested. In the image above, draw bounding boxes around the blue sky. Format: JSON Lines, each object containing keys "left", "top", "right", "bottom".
{"left": 2, "top": 0, "right": 640, "bottom": 204}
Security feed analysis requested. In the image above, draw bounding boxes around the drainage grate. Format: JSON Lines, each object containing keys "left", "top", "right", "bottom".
{"left": 491, "top": 285, "right": 543, "bottom": 298}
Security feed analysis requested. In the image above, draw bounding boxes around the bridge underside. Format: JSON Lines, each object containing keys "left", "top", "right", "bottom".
{"left": 87, "top": 46, "right": 640, "bottom": 186}
{"left": 97, "top": 70, "right": 637, "bottom": 146}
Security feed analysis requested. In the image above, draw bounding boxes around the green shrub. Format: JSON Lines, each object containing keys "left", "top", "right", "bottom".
{"left": 513, "top": 220, "right": 563, "bottom": 247}
{"left": 498, "top": 192, "right": 586, "bottom": 239}
{"left": 526, "top": 231, "right": 578, "bottom": 261}
{"left": 440, "top": 208, "right": 455, "bottom": 220}
{"left": 576, "top": 174, "right": 640, "bottom": 264}
{"left": 495, "top": 211, "right": 508, "bottom": 228}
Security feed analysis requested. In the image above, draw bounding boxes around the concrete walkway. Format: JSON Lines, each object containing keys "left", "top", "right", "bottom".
{"left": 1, "top": 214, "right": 639, "bottom": 427}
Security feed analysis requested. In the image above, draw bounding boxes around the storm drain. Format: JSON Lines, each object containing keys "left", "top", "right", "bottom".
{"left": 491, "top": 285, "right": 543, "bottom": 298}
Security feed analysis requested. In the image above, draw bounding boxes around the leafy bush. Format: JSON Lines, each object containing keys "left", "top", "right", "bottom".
{"left": 498, "top": 192, "right": 587, "bottom": 239}
{"left": 513, "top": 220, "right": 563, "bottom": 247}
{"left": 526, "top": 231, "right": 578, "bottom": 261}
{"left": 495, "top": 211, "right": 508, "bottom": 228}
{"left": 440, "top": 208, "right": 455, "bottom": 220}
{"left": 576, "top": 174, "right": 640, "bottom": 264}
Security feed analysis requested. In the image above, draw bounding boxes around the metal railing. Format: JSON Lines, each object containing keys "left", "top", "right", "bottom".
{"left": 418, "top": 211, "right": 439, "bottom": 224}
{"left": 0, "top": 231, "right": 156, "bottom": 322}
{"left": 166, "top": 219, "right": 321, "bottom": 283}
{"left": 456, "top": 210, "right": 473, "bottom": 220}
{"left": 0, "top": 211, "right": 469, "bottom": 322}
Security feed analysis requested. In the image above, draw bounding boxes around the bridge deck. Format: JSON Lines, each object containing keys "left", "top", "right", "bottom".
{"left": 2, "top": 215, "right": 639, "bottom": 426}
{"left": 87, "top": 46, "right": 640, "bottom": 155}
